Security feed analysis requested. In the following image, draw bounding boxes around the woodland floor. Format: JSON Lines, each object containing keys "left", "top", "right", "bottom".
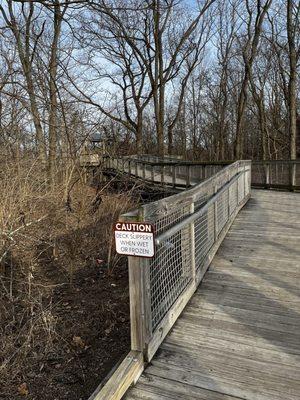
{"left": 0, "top": 171, "right": 170, "bottom": 400}
{"left": 0, "top": 261, "right": 130, "bottom": 400}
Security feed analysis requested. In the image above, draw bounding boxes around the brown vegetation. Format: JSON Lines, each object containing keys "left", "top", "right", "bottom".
{"left": 0, "top": 158, "right": 136, "bottom": 399}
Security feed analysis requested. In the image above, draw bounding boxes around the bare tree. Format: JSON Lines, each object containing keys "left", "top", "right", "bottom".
{"left": 286, "top": 0, "right": 300, "bottom": 160}
{"left": 84, "top": 0, "right": 217, "bottom": 156}
{"left": 234, "top": 0, "right": 273, "bottom": 159}
{"left": 0, "top": 0, "right": 46, "bottom": 161}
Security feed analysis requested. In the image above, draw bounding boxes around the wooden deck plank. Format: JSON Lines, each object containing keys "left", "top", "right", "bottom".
{"left": 126, "top": 375, "right": 244, "bottom": 400}
{"left": 124, "top": 190, "right": 300, "bottom": 400}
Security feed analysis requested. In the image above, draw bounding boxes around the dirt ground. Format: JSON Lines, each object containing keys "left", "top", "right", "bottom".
{"left": 0, "top": 166, "right": 168, "bottom": 400}
{"left": 0, "top": 262, "right": 130, "bottom": 400}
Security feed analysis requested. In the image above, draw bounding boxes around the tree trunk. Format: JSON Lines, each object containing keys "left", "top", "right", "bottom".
{"left": 48, "top": 2, "right": 62, "bottom": 185}
{"left": 234, "top": 78, "right": 247, "bottom": 159}
{"left": 6, "top": 0, "right": 46, "bottom": 161}
{"left": 167, "top": 126, "right": 173, "bottom": 155}
{"left": 287, "top": 0, "right": 297, "bottom": 160}
{"left": 136, "top": 111, "right": 143, "bottom": 154}
{"left": 153, "top": 0, "right": 165, "bottom": 157}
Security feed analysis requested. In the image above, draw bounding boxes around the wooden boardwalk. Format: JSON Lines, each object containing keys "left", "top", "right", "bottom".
{"left": 124, "top": 189, "right": 300, "bottom": 400}
{"left": 121, "top": 163, "right": 200, "bottom": 187}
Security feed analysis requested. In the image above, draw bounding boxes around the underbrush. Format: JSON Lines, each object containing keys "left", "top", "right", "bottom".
{"left": 0, "top": 158, "right": 136, "bottom": 398}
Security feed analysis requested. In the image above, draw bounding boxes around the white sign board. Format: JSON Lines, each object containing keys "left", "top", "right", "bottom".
{"left": 114, "top": 222, "right": 155, "bottom": 258}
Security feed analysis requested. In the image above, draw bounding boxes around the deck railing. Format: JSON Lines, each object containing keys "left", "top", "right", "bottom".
{"left": 120, "top": 160, "right": 251, "bottom": 361}
{"left": 104, "top": 157, "right": 299, "bottom": 191}
{"left": 104, "top": 156, "right": 228, "bottom": 188}
{"left": 252, "top": 160, "right": 300, "bottom": 190}
{"left": 127, "top": 154, "right": 183, "bottom": 163}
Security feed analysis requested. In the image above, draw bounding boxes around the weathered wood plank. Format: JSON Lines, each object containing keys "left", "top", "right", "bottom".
{"left": 144, "top": 362, "right": 293, "bottom": 400}
{"left": 126, "top": 374, "right": 244, "bottom": 400}
{"left": 89, "top": 351, "right": 144, "bottom": 400}
{"left": 155, "top": 346, "right": 300, "bottom": 386}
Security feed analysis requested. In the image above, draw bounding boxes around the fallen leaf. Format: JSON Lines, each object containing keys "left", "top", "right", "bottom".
{"left": 18, "top": 383, "right": 29, "bottom": 396}
{"left": 105, "top": 327, "right": 112, "bottom": 335}
{"left": 72, "top": 336, "right": 85, "bottom": 348}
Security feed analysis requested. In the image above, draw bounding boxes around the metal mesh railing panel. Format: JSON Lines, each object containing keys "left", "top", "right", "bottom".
{"left": 251, "top": 163, "right": 265, "bottom": 185}
{"left": 216, "top": 189, "right": 228, "bottom": 234}
{"left": 194, "top": 205, "right": 215, "bottom": 273}
{"left": 150, "top": 225, "right": 193, "bottom": 331}
{"left": 238, "top": 174, "right": 244, "bottom": 203}
{"left": 251, "top": 161, "right": 299, "bottom": 188}
{"left": 147, "top": 203, "right": 191, "bottom": 235}
{"left": 270, "top": 163, "right": 288, "bottom": 185}
{"left": 229, "top": 180, "right": 238, "bottom": 215}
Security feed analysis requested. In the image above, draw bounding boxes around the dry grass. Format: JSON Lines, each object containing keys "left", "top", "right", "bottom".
{"left": 0, "top": 157, "right": 136, "bottom": 389}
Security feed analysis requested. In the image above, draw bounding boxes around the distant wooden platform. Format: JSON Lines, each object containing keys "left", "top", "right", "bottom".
{"left": 124, "top": 189, "right": 300, "bottom": 400}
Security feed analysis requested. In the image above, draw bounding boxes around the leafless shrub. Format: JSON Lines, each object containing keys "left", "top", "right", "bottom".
{"left": 0, "top": 156, "right": 136, "bottom": 386}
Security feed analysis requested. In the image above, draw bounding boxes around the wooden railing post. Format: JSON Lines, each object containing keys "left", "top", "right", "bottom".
{"left": 265, "top": 163, "right": 270, "bottom": 188}
{"left": 122, "top": 209, "right": 151, "bottom": 355}
{"left": 243, "top": 165, "right": 246, "bottom": 198}
{"left": 128, "top": 256, "right": 144, "bottom": 352}
{"left": 186, "top": 165, "right": 191, "bottom": 188}
{"left": 151, "top": 165, "right": 155, "bottom": 182}
{"left": 135, "top": 161, "right": 138, "bottom": 176}
{"left": 190, "top": 201, "right": 196, "bottom": 281}
{"left": 290, "top": 161, "right": 296, "bottom": 191}
{"left": 236, "top": 172, "right": 239, "bottom": 205}
{"left": 214, "top": 186, "right": 218, "bottom": 240}
{"left": 161, "top": 165, "right": 165, "bottom": 185}
{"left": 172, "top": 165, "right": 176, "bottom": 187}
{"left": 227, "top": 182, "right": 230, "bottom": 219}
{"left": 142, "top": 163, "right": 146, "bottom": 180}
{"left": 128, "top": 160, "right": 132, "bottom": 175}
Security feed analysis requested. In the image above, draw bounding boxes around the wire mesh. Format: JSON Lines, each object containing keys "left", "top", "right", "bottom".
{"left": 194, "top": 205, "right": 215, "bottom": 274}
{"left": 147, "top": 204, "right": 192, "bottom": 235}
{"left": 251, "top": 161, "right": 299, "bottom": 188}
{"left": 150, "top": 225, "right": 192, "bottom": 331}
{"left": 270, "top": 163, "right": 288, "bottom": 185}
{"left": 146, "top": 163, "right": 249, "bottom": 330}
{"left": 238, "top": 174, "right": 244, "bottom": 203}
{"left": 216, "top": 189, "right": 228, "bottom": 235}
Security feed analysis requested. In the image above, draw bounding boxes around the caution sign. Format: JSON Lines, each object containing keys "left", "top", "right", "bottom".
{"left": 114, "top": 222, "right": 155, "bottom": 258}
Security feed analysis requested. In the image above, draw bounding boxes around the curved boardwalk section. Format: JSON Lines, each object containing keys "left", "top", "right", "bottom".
{"left": 125, "top": 189, "right": 300, "bottom": 400}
